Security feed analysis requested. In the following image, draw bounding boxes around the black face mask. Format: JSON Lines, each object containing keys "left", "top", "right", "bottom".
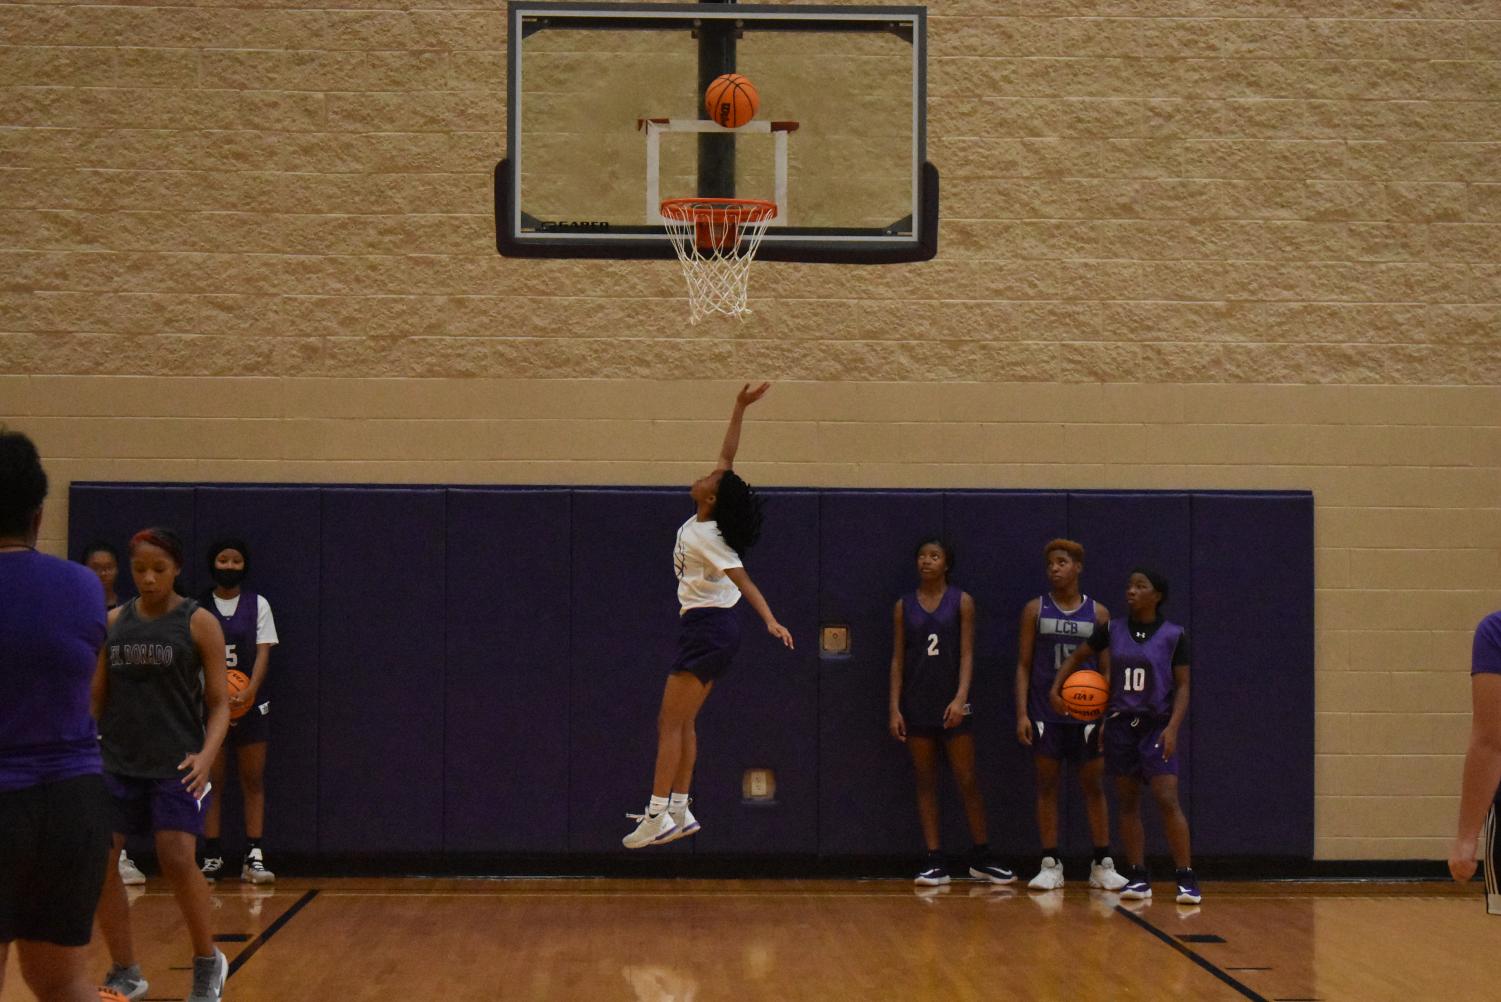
{"left": 212, "top": 567, "right": 245, "bottom": 589}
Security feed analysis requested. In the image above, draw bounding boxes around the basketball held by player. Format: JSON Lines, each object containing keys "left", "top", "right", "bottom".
{"left": 1055, "top": 568, "right": 1200, "bottom": 906}
{"left": 0, "top": 430, "right": 114, "bottom": 1002}
{"left": 622, "top": 383, "right": 794, "bottom": 849}
{"left": 198, "top": 538, "right": 279, "bottom": 886}
{"left": 889, "top": 537, "right": 1014, "bottom": 886}
{"left": 1014, "top": 539, "right": 1127, "bottom": 892}
{"left": 93, "top": 527, "right": 231, "bottom": 1002}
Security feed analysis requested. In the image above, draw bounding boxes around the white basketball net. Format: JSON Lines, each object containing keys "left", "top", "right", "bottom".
{"left": 660, "top": 199, "right": 777, "bottom": 323}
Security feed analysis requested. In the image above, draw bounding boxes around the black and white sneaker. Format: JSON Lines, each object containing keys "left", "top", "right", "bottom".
{"left": 241, "top": 847, "right": 275, "bottom": 884}
{"left": 968, "top": 860, "right": 1017, "bottom": 884}
{"left": 914, "top": 862, "right": 951, "bottom": 886}
{"left": 199, "top": 855, "right": 223, "bottom": 882}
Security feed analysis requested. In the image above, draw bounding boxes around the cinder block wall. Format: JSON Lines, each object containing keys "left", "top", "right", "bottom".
{"left": 2, "top": 1, "right": 1498, "bottom": 859}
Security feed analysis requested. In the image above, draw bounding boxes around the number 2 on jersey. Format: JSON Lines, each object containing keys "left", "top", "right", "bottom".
{"left": 927, "top": 633, "right": 939, "bottom": 656}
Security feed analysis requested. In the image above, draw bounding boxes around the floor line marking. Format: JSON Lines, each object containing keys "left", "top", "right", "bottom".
{"left": 226, "top": 889, "right": 320, "bottom": 980}
{"left": 1115, "top": 905, "right": 1270, "bottom": 1002}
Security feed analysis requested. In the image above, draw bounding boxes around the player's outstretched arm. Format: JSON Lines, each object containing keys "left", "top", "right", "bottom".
{"left": 715, "top": 382, "right": 771, "bottom": 471}
{"left": 724, "top": 566, "right": 792, "bottom": 649}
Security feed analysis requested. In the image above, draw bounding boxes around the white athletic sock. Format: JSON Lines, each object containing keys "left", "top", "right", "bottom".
{"left": 669, "top": 792, "right": 690, "bottom": 811}
{"left": 647, "top": 794, "right": 669, "bottom": 816}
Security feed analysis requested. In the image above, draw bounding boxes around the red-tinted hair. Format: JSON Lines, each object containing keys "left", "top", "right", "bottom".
{"left": 1043, "top": 538, "right": 1084, "bottom": 563}
{"left": 130, "top": 527, "right": 184, "bottom": 567}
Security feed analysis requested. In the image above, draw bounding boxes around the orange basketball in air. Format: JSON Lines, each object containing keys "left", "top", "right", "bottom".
{"left": 705, "top": 73, "right": 760, "bottom": 129}
{"left": 227, "top": 669, "right": 251, "bottom": 720}
{"left": 1061, "top": 669, "right": 1109, "bottom": 721}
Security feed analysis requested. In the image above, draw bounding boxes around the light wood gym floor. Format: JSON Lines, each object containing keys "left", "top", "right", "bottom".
{"left": 2, "top": 878, "right": 1492, "bottom": 1001}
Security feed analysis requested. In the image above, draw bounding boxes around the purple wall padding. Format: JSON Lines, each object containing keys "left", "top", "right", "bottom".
{"left": 194, "top": 486, "right": 322, "bottom": 856}
{"left": 69, "top": 484, "right": 1316, "bottom": 862}
{"left": 566, "top": 490, "right": 688, "bottom": 853}
{"left": 1190, "top": 494, "right": 1314, "bottom": 855}
{"left": 317, "top": 488, "right": 447, "bottom": 853}
{"left": 942, "top": 491, "right": 1070, "bottom": 855}
{"left": 692, "top": 490, "right": 820, "bottom": 854}
{"left": 443, "top": 488, "right": 572, "bottom": 852}
{"left": 1065, "top": 493, "right": 1194, "bottom": 856}
{"left": 817, "top": 492, "right": 946, "bottom": 855}
{"left": 68, "top": 484, "right": 199, "bottom": 601}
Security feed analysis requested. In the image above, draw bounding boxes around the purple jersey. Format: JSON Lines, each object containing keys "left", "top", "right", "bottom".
{"left": 1030, "top": 594, "right": 1098, "bottom": 724}
{"left": 206, "top": 589, "right": 259, "bottom": 678}
{"left": 1107, "top": 617, "right": 1185, "bottom": 719}
{"left": 900, "top": 587, "right": 963, "bottom": 728}
{"left": 1473, "top": 611, "right": 1501, "bottom": 676}
{"left": 0, "top": 551, "right": 107, "bottom": 791}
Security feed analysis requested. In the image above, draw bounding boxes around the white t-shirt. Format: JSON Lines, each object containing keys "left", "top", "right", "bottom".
{"left": 212, "top": 593, "right": 280, "bottom": 646}
{"left": 674, "top": 516, "right": 743, "bottom": 613}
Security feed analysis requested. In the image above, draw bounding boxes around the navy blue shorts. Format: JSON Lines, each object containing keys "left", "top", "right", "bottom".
{"left": 105, "top": 772, "right": 212, "bottom": 837}
{"left": 670, "top": 606, "right": 742, "bottom": 683}
{"left": 1032, "top": 718, "right": 1103, "bottom": 763}
{"left": 1104, "top": 714, "right": 1178, "bottom": 781}
{"left": 227, "top": 699, "right": 270, "bottom": 746}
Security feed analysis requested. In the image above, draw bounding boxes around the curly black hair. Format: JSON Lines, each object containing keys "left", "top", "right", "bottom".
{"left": 711, "top": 470, "right": 764, "bottom": 555}
{"left": 913, "top": 535, "right": 956, "bottom": 574}
{"left": 0, "top": 428, "right": 48, "bottom": 537}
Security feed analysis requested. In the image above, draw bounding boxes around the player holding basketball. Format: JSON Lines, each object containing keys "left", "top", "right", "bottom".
{"left": 93, "top": 528, "right": 231, "bottom": 1002}
{"left": 1449, "top": 609, "right": 1501, "bottom": 915}
{"left": 0, "top": 431, "right": 113, "bottom": 1002}
{"left": 1014, "top": 540, "right": 1127, "bottom": 892}
{"left": 889, "top": 537, "right": 1014, "bottom": 885}
{"left": 623, "top": 383, "right": 794, "bottom": 849}
{"left": 1055, "top": 568, "right": 1200, "bottom": 905}
{"left": 198, "top": 538, "right": 279, "bottom": 885}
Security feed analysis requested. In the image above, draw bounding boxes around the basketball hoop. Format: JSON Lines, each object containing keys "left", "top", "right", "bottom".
{"left": 659, "top": 197, "right": 777, "bottom": 322}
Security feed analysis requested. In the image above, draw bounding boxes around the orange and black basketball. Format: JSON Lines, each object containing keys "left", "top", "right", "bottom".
{"left": 1061, "top": 669, "right": 1109, "bottom": 721}
{"left": 227, "top": 668, "right": 251, "bottom": 720}
{"left": 705, "top": 73, "right": 760, "bottom": 129}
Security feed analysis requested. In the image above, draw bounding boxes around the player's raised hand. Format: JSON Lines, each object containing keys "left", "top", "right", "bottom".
{"left": 737, "top": 382, "right": 771, "bottom": 408}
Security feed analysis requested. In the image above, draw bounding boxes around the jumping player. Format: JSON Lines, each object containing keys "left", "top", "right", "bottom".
{"left": 93, "top": 528, "right": 231, "bottom": 1002}
{"left": 1449, "top": 609, "right": 1501, "bottom": 915}
{"left": 1055, "top": 568, "right": 1200, "bottom": 905}
{"left": 81, "top": 540, "right": 147, "bottom": 888}
{"left": 0, "top": 430, "right": 112, "bottom": 1002}
{"left": 1014, "top": 539, "right": 1127, "bottom": 892}
{"left": 889, "top": 536, "right": 1014, "bottom": 886}
{"left": 198, "top": 538, "right": 279, "bottom": 885}
{"left": 622, "top": 383, "right": 794, "bottom": 849}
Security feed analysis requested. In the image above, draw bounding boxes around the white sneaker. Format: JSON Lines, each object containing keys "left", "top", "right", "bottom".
{"left": 663, "top": 803, "right": 700, "bottom": 843}
{"left": 1027, "top": 856, "right": 1065, "bottom": 890}
{"left": 241, "top": 847, "right": 275, "bottom": 884}
{"left": 1090, "top": 856, "right": 1128, "bottom": 891}
{"left": 118, "top": 851, "right": 146, "bottom": 886}
{"left": 622, "top": 809, "right": 678, "bottom": 849}
{"left": 186, "top": 947, "right": 227, "bottom": 1002}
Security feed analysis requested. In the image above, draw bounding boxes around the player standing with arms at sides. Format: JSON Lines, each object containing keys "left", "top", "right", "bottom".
{"left": 93, "top": 528, "right": 232, "bottom": 1002}
{"left": 1014, "top": 540, "right": 1127, "bottom": 892}
{"left": 81, "top": 541, "right": 148, "bottom": 888}
{"left": 0, "top": 430, "right": 112, "bottom": 1002}
{"left": 198, "top": 538, "right": 279, "bottom": 885}
{"left": 623, "top": 383, "right": 794, "bottom": 849}
{"left": 1449, "top": 609, "right": 1501, "bottom": 914}
{"left": 1055, "top": 568, "right": 1199, "bottom": 905}
{"left": 889, "top": 537, "right": 1015, "bottom": 886}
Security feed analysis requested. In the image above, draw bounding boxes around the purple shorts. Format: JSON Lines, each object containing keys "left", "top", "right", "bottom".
{"left": 1104, "top": 714, "right": 1179, "bottom": 781}
{"left": 670, "top": 606, "right": 742, "bottom": 683}
{"left": 1032, "top": 719, "right": 1103, "bottom": 763}
{"left": 104, "top": 772, "right": 212, "bottom": 836}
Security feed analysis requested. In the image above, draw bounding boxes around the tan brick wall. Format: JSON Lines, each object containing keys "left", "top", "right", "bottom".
{"left": 2, "top": 2, "right": 1498, "bottom": 859}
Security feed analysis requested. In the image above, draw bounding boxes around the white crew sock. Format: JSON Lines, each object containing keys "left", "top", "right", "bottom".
{"left": 669, "top": 792, "right": 690, "bottom": 811}
{"left": 647, "top": 794, "right": 669, "bottom": 816}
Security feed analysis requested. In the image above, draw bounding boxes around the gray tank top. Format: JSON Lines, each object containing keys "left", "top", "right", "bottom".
{"left": 100, "top": 598, "right": 205, "bottom": 778}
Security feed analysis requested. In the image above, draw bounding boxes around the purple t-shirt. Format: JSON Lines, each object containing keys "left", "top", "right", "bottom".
{"left": 1473, "top": 611, "right": 1501, "bottom": 676}
{"left": 0, "top": 550, "right": 107, "bottom": 791}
